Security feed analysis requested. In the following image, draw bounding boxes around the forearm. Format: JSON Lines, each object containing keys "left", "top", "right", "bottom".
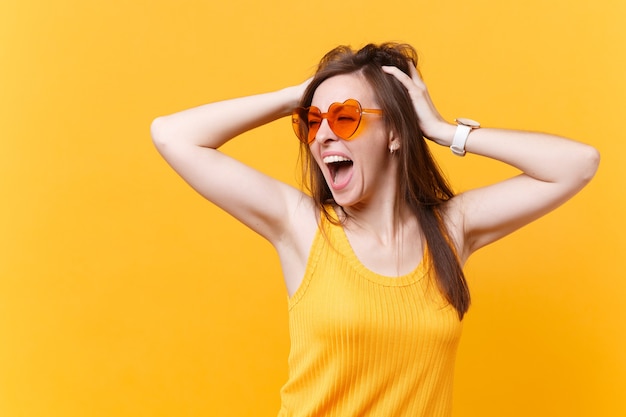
{"left": 151, "top": 85, "right": 301, "bottom": 150}
{"left": 381, "top": 65, "right": 599, "bottom": 186}
{"left": 432, "top": 122, "right": 600, "bottom": 186}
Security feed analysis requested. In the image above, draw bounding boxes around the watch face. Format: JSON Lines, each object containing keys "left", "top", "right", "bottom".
{"left": 455, "top": 118, "right": 481, "bottom": 128}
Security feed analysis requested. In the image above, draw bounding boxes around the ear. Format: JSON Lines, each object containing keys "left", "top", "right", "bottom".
{"left": 388, "top": 135, "right": 400, "bottom": 154}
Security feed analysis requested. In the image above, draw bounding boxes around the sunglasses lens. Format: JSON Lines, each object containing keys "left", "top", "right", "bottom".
{"left": 329, "top": 102, "right": 361, "bottom": 139}
{"left": 291, "top": 108, "right": 310, "bottom": 144}
{"left": 306, "top": 108, "right": 322, "bottom": 143}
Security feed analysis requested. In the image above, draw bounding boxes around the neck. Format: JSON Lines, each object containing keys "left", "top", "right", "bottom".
{"left": 340, "top": 198, "right": 415, "bottom": 245}
{"left": 334, "top": 154, "right": 411, "bottom": 243}
{"left": 336, "top": 196, "right": 423, "bottom": 279}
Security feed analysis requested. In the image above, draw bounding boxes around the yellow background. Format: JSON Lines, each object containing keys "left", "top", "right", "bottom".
{"left": 1, "top": 0, "right": 624, "bottom": 416}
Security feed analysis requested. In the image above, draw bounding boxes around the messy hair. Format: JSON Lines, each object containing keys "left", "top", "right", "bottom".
{"left": 299, "top": 43, "right": 470, "bottom": 319}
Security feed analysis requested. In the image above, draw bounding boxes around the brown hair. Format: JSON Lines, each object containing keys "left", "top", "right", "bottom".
{"left": 299, "top": 43, "right": 470, "bottom": 319}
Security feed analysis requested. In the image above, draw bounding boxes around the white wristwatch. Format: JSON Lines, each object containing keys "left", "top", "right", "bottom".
{"left": 450, "top": 118, "right": 480, "bottom": 156}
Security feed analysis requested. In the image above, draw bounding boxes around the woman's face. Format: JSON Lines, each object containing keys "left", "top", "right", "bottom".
{"left": 309, "top": 73, "right": 400, "bottom": 208}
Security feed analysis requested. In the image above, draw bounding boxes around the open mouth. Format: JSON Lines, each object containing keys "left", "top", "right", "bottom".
{"left": 323, "top": 155, "right": 354, "bottom": 186}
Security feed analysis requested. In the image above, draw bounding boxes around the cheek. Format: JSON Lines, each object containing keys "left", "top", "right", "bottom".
{"left": 307, "top": 144, "right": 321, "bottom": 166}
{"left": 307, "top": 145, "right": 328, "bottom": 177}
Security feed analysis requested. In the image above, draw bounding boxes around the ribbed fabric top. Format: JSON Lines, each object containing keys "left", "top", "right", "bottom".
{"left": 278, "top": 210, "right": 463, "bottom": 417}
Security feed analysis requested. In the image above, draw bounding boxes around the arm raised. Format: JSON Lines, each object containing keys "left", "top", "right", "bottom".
{"left": 445, "top": 126, "right": 600, "bottom": 257}
{"left": 150, "top": 82, "right": 312, "bottom": 244}
{"left": 382, "top": 65, "right": 600, "bottom": 260}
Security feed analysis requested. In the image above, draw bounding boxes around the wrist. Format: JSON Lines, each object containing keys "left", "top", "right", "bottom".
{"left": 425, "top": 122, "right": 457, "bottom": 147}
{"left": 450, "top": 118, "right": 481, "bottom": 156}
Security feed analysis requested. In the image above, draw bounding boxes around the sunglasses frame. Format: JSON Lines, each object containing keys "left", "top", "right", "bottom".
{"left": 292, "top": 99, "right": 383, "bottom": 144}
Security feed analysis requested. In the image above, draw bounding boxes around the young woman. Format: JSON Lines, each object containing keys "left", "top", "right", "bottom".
{"left": 151, "top": 43, "right": 599, "bottom": 416}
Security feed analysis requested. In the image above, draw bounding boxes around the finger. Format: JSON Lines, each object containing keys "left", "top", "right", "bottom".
{"left": 408, "top": 64, "right": 423, "bottom": 83}
{"left": 382, "top": 65, "right": 426, "bottom": 93}
{"left": 381, "top": 65, "right": 414, "bottom": 89}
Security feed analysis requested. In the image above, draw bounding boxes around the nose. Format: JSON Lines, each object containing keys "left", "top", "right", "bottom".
{"left": 313, "top": 118, "right": 337, "bottom": 144}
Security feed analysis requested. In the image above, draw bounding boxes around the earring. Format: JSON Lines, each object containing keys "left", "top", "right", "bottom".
{"left": 389, "top": 142, "right": 399, "bottom": 154}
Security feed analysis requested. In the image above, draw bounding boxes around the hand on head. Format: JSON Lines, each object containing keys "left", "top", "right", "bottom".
{"left": 382, "top": 65, "right": 449, "bottom": 145}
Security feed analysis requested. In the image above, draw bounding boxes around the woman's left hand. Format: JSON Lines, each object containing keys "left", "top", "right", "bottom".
{"left": 382, "top": 65, "right": 454, "bottom": 146}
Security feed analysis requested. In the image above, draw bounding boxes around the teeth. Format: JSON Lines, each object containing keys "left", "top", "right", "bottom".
{"left": 323, "top": 155, "right": 352, "bottom": 164}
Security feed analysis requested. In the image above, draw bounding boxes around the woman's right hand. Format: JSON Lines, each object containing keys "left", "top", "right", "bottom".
{"left": 151, "top": 82, "right": 317, "bottom": 243}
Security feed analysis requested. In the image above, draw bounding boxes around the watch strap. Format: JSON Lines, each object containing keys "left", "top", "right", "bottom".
{"left": 450, "top": 123, "right": 472, "bottom": 156}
